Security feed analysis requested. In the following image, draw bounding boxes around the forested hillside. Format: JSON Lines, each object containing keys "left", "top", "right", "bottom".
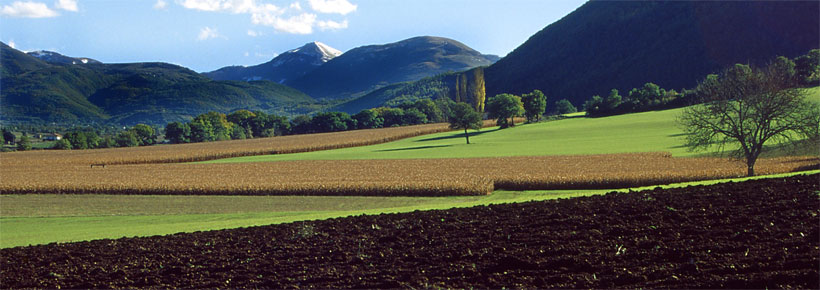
{"left": 334, "top": 67, "right": 487, "bottom": 114}
{"left": 484, "top": 0, "right": 820, "bottom": 106}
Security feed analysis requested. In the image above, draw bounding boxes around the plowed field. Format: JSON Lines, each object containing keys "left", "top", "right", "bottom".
{"left": 1, "top": 174, "right": 818, "bottom": 288}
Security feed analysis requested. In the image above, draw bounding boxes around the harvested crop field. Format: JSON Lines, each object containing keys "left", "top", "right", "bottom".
{"left": 2, "top": 174, "right": 817, "bottom": 288}
{"left": 0, "top": 120, "right": 505, "bottom": 166}
{"left": 1, "top": 152, "right": 817, "bottom": 196}
{"left": 0, "top": 123, "right": 453, "bottom": 166}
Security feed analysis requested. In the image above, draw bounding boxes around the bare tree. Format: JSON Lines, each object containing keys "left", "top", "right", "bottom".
{"left": 678, "top": 61, "right": 819, "bottom": 176}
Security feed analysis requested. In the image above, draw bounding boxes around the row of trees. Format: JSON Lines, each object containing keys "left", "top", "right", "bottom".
{"left": 484, "top": 90, "right": 577, "bottom": 128}
{"left": 582, "top": 83, "right": 688, "bottom": 117}
{"left": 448, "top": 90, "right": 578, "bottom": 144}
{"left": 163, "top": 99, "right": 459, "bottom": 144}
{"left": 53, "top": 124, "right": 158, "bottom": 150}
{"left": 583, "top": 49, "right": 819, "bottom": 117}
{"left": 1, "top": 125, "right": 157, "bottom": 151}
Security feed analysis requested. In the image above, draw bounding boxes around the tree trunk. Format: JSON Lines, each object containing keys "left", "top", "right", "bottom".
{"left": 464, "top": 128, "right": 470, "bottom": 144}
{"left": 746, "top": 157, "right": 756, "bottom": 177}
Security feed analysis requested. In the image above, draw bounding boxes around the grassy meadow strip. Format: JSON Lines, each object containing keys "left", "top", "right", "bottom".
{"left": 1, "top": 152, "right": 816, "bottom": 196}
{"left": 2, "top": 170, "right": 816, "bottom": 248}
{"left": 0, "top": 120, "right": 501, "bottom": 167}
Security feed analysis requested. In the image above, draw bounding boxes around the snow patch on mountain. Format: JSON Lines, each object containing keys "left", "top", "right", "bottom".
{"left": 27, "top": 50, "right": 101, "bottom": 65}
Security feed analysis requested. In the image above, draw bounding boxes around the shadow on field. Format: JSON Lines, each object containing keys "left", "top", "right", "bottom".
{"left": 416, "top": 128, "right": 501, "bottom": 142}
{"left": 376, "top": 145, "right": 453, "bottom": 152}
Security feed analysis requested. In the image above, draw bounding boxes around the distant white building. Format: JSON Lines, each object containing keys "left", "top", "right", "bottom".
{"left": 42, "top": 133, "right": 62, "bottom": 141}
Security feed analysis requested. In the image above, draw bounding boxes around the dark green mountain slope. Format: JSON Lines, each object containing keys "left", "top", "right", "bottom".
{"left": 484, "top": 0, "right": 820, "bottom": 107}
{"left": 334, "top": 67, "right": 487, "bottom": 114}
{"left": 287, "top": 36, "right": 497, "bottom": 99}
{"left": 1, "top": 43, "right": 314, "bottom": 125}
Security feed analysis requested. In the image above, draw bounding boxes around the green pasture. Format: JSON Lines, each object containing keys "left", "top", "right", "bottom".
{"left": 2, "top": 170, "right": 816, "bottom": 248}
{"left": 205, "top": 86, "right": 819, "bottom": 163}
{"left": 207, "top": 108, "right": 690, "bottom": 163}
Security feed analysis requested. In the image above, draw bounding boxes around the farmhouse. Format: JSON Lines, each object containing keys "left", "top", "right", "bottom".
{"left": 42, "top": 133, "right": 62, "bottom": 141}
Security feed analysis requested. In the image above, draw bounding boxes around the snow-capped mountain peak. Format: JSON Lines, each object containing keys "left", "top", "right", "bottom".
{"left": 313, "top": 41, "right": 342, "bottom": 61}
{"left": 204, "top": 41, "right": 341, "bottom": 83}
{"left": 286, "top": 42, "right": 342, "bottom": 63}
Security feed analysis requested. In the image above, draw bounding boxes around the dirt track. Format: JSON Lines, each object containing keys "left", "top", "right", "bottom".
{"left": 2, "top": 174, "right": 818, "bottom": 288}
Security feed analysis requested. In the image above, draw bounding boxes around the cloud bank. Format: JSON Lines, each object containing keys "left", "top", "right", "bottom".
{"left": 174, "top": 0, "right": 355, "bottom": 35}
{"left": 1, "top": 1, "right": 59, "bottom": 18}
{"left": 1, "top": 0, "right": 80, "bottom": 18}
{"left": 54, "top": 0, "right": 78, "bottom": 12}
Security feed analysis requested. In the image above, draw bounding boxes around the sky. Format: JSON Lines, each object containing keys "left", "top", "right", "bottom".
{"left": 1, "top": 0, "right": 587, "bottom": 72}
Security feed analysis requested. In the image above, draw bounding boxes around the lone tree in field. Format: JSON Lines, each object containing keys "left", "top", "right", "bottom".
{"left": 486, "top": 93, "right": 524, "bottom": 128}
{"left": 449, "top": 102, "right": 483, "bottom": 144}
{"left": 521, "top": 89, "right": 547, "bottom": 123}
{"left": 678, "top": 61, "right": 819, "bottom": 176}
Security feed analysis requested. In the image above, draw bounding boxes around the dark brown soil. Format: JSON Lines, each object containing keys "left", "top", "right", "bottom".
{"left": 2, "top": 174, "right": 818, "bottom": 289}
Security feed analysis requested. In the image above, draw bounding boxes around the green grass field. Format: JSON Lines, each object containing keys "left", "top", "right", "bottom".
{"left": 208, "top": 86, "right": 819, "bottom": 163}
{"left": 206, "top": 108, "right": 691, "bottom": 163}
{"left": 3, "top": 87, "right": 818, "bottom": 248}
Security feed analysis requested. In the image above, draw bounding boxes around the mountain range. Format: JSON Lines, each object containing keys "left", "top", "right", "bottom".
{"left": 0, "top": 42, "right": 313, "bottom": 125}
{"left": 203, "top": 42, "right": 342, "bottom": 84}
{"left": 285, "top": 36, "right": 498, "bottom": 99}
{"left": 207, "top": 36, "right": 499, "bottom": 100}
{"left": 1, "top": 36, "right": 496, "bottom": 125}
{"left": 323, "top": 1, "right": 819, "bottom": 113}
{"left": 4, "top": 0, "right": 817, "bottom": 126}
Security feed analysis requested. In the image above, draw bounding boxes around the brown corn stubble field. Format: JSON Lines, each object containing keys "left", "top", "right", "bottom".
{"left": 1, "top": 152, "right": 817, "bottom": 196}
{"left": 1, "top": 174, "right": 817, "bottom": 288}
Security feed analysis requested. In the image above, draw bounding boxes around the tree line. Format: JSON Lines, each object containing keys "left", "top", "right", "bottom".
{"left": 582, "top": 49, "right": 819, "bottom": 117}
{"left": 163, "top": 99, "right": 459, "bottom": 145}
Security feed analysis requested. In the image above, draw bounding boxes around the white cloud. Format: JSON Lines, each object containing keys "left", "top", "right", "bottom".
{"left": 176, "top": 0, "right": 353, "bottom": 35}
{"left": 153, "top": 0, "right": 168, "bottom": 10}
{"left": 308, "top": 0, "right": 355, "bottom": 15}
{"left": 179, "top": 0, "right": 221, "bottom": 11}
{"left": 1, "top": 1, "right": 59, "bottom": 18}
{"left": 317, "top": 19, "right": 347, "bottom": 30}
{"left": 197, "top": 26, "right": 221, "bottom": 40}
{"left": 178, "top": 0, "right": 257, "bottom": 13}
{"left": 54, "top": 0, "right": 77, "bottom": 12}
{"left": 8, "top": 40, "right": 16, "bottom": 49}
{"left": 249, "top": 3, "right": 285, "bottom": 25}
{"left": 271, "top": 13, "right": 315, "bottom": 35}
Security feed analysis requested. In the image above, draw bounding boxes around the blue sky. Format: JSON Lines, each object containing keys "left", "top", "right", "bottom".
{"left": 1, "top": 0, "right": 586, "bottom": 72}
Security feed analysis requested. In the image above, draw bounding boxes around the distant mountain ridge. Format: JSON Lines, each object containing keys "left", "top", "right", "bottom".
{"left": 204, "top": 42, "right": 341, "bottom": 83}
{"left": 288, "top": 36, "right": 498, "bottom": 99}
{"left": 207, "top": 36, "right": 498, "bottom": 100}
{"left": 1, "top": 42, "right": 313, "bottom": 125}
{"left": 484, "top": 0, "right": 820, "bottom": 106}
{"left": 27, "top": 50, "right": 102, "bottom": 65}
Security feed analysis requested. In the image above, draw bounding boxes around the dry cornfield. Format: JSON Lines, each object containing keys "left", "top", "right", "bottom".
{"left": 1, "top": 152, "right": 816, "bottom": 196}
{"left": 0, "top": 121, "right": 500, "bottom": 167}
